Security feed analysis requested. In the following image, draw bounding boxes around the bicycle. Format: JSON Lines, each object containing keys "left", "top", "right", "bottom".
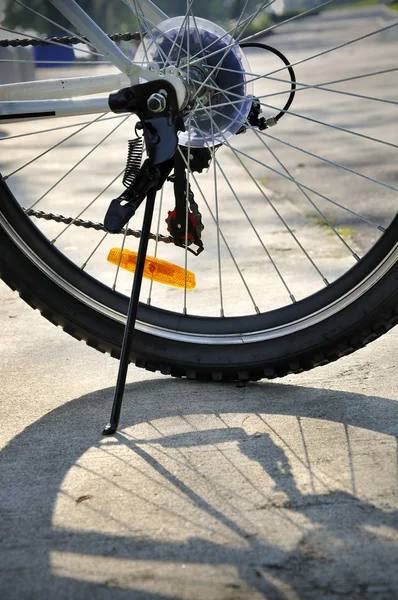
{"left": 0, "top": 0, "right": 397, "bottom": 430}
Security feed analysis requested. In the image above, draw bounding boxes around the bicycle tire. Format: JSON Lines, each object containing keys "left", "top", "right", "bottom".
{"left": 0, "top": 182, "right": 396, "bottom": 381}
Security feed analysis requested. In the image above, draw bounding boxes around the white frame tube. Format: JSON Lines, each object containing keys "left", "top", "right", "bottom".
{"left": 0, "top": 74, "right": 129, "bottom": 102}
{"left": 0, "top": 97, "right": 112, "bottom": 124}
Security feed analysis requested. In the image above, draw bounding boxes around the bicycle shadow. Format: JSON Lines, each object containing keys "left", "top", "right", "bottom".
{"left": 1, "top": 378, "right": 397, "bottom": 599}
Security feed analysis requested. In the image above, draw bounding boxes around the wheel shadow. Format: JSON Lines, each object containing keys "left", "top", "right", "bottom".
{"left": 1, "top": 378, "right": 397, "bottom": 599}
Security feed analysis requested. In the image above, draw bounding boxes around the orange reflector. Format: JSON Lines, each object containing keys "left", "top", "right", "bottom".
{"left": 107, "top": 248, "right": 196, "bottom": 290}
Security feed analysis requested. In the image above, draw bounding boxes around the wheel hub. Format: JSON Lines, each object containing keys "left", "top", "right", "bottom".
{"left": 177, "top": 61, "right": 214, "bottom": 111}
{"left": 135, "top": 16, "right": 253, "bottom": 148}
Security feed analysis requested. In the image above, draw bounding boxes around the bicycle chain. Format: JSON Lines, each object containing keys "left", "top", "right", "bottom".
{"left": 0, "top": 31, "right": 141, "bottom": 48}
{"left": 24, "top": 208, "right": 174, "bottom": 244}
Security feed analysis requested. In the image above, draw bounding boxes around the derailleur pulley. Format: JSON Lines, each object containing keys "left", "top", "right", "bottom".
{"left": 165, "top": 149, "right": 207, "bottom": 256}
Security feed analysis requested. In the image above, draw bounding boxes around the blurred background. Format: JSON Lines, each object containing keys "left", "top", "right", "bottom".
{"left": 1, "top": 0, "right": 397, "bottom": 37}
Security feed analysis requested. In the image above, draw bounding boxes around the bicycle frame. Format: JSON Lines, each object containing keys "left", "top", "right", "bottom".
{"left": 0, "top": 0, "right": 186, "bottom": 123}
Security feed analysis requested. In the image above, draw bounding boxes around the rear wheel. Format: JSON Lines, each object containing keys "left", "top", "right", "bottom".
{"left": 0, "top": 1, "right": 397, "bottom": 380}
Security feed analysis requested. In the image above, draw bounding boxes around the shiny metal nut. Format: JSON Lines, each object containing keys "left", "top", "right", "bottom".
{"left": 147, "top": 93, "right": 167, "bottom": 113}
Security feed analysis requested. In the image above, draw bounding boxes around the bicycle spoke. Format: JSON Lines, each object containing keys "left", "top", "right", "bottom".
{"left": 28, "top": 114, "right": 131, "bottom": 212}
{"left": 185, "top": 2, "right": 250, "bottom": 63}
{"left": 147, "top": 187, "right": 164, "bottom": 305}
{"left": 183, "top": 16, "right": 191, "bottom": 315}
{"left": 192, "top": 79, "right": 291, "bottom": 303}
{"left": 197, "top": 87, "right": 359, "bottom": 263}
{"left": 262, "top": 22, "right": 398, "bottom": 80}
{"left": 204, "top": 127, "right": 296, "bottom": 304}
{"left": 262, "top": 67, "right": 398, "bottom": 101}
{"left": 241, "top": 0, "right": 338, "bottom": 41}
{"left": 112, "top": 222, "right": 130, "bottom": 292}
{"left": 189, "top": 76, "right": 388, "bottom": 238}
{"left": 222, "top": 148, "right": 329, "bottom": 285}
{"left": 178, "top": 1, "right": 198, "bottom": 69}
{"left": 132, "top": 5, "right": 177, "bottom": 68}
{"left": 188, "top": 0, "right": 275, "bottom": 65}
{"left": 210, "top": 65, "right": 398, "bottom": 90}
{"left": 177, "top": 147, "right": 260, "bottom": 313}
{"left": 262, "top": 131, "right": 397, "bottom": 195}
{"left": 131, "top": 0, "right": 150, "bottom": 63}
{"left": 81, "top": 232, "right": 109, "bottom": 271}
{"left": 4, "top": 113, "right": 107, "bottom": 180}
{"left": 164, "top": 2, "right": 189, "bottom": 65}
{"left": 207, "top": 111, "right": 225, "bottom": 316}
{"left": 189, "top": 82, "right": 398, "bottom": 150}
{"left": 212, "top": 65, "right": 398, "bottom": 107}
{"left": 188, "top": 7, "right": 225, "bottom": 96}
{"left": 260, "top": 100, "right": 398, "bottom": 151}
{"left": 143, "top": 22, "right": 173, "bottom": 68}
{"left": 190, "top": 10, "right": 397, "bottom": 73}
{"left": 194, "top": 77, "right": 331, "bottom": 298}
{"left": 190, "top": 12, "right": 226, "bottom": 315}
{"left": 195, "top": 100, "right": 330, "bottom": 285}
{"left": 194, "top": 0, "right": 275, "bottom": 98}
{"left": 50, "top": 167, "right": 126, "bottom": 244}
{"left": 201, "top": 106, "right": 385, "bottom": 229}
{"left": 229, "top": 0, "right": 251, "bottom": 40}
{"left": 0, "top": 115, "right": 125, "bottom": 142}
{"left": 230, "top": 135, "right": 384, "bottom": 230}
{"left": 197, "top": 98, "right": 397, "bottom": 197}
{"left": 259, "top": 134, "right": 360, "bottom": 261}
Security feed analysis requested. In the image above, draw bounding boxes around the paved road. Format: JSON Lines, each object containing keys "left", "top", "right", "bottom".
{"left": 0, "top": 7, "right": 397, "bottom": 600}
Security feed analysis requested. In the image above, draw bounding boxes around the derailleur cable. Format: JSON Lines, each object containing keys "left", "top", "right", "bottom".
{"left": 239, "top": 42, "right": 296, "bottom": 132}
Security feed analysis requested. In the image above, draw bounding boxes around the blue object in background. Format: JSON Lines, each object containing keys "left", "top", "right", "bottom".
{"left": 33, "top": 42, "right": 75, "bottom": 68}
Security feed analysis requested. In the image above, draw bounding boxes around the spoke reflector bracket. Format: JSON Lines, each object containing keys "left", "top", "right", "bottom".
{"left": 107, "top": 248, "right": 196, "bottom": 290}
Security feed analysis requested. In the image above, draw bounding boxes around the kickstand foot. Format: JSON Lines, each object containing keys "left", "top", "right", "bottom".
{"left": 102, "top": 423, "right": 118, "bottom": 436}
{"left": 102, "top": 188, "right": 157, "bottom": 435}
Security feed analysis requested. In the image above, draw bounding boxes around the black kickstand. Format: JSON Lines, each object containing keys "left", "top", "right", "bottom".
{"left": 102, "top": 187, "right": 157, "bottom": 435}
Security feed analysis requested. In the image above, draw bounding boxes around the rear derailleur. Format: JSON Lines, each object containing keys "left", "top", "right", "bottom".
{"left": 103, "top": 80, "right": 207, "bottom": 256}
